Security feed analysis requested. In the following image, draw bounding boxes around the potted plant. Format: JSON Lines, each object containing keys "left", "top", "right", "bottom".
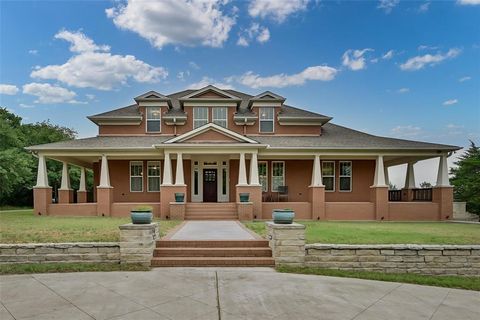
{"left": 239, "top": 193, "right": 250, "bottom": 202}
{"left": 175, "top": 192, "right": 185, "bottom": 202}
{"left": 130, "top": 205, "right": 153, "bottom": 224}
{"left": 272, "top": 208, "right": 295, "bottom": 224}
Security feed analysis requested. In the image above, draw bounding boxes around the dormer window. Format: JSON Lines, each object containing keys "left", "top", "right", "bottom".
{"left": 146, "top": 107, "right": 161, "bottom": 132}
{"left": 212, "top": 107, "right": 227, "bottom": 128}
{"left": 259, "top": 107, "right": 274, "bottom": 133}
{"left": 193, "top": 107, "right": 209, "bottom": 129}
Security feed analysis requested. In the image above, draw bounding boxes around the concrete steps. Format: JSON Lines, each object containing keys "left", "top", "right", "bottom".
{"left": 185, "top": 203, "right": 238, "bottom": 220}
{"left": 152, "top": 239, "right": 274, "bottom": 267}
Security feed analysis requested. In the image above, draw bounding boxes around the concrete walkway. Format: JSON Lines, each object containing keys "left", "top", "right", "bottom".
{"left": 169, "top": 221, "right": 257, "bottom": 240}
{"left": 1, "top": 268, "right": 478, "bottom": 320}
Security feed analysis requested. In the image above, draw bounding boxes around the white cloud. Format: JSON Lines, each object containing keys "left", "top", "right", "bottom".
{"left": 391, "top": 125, "right": 422, "bottom": 138}
{"left": 189, "top": 61, "right": 200, "bottom": 70}
{"left": 106, "top": 0, "right": 235, "bottom": 49}
{"left": 443, "top": 99, "right": 458, "bottom": 106}
{"left": 19, "top": 103, "right": 34, "bottom": 108}
{"left": 86, "top": 94, "right": 95, "bottom": 100}
{"left": 400, "top": 48, "right": 461, "bottom": 71}
{"left": 377, "top": 0, "right": 400, "bottom": 14}
{"left": 248, "top": 0, "right": 309, "bottom": 22}
{"left": 237, "top": 36, "right": 249, "bottom": 47}
{"left": 382, "top": 50, "right": 394, "bottom": 60}
{"left": 446, "top": 124, "right": 464, "bottom": 129}
{"left": 0, "top": 84, "right": 19, "bottom": 95}
{"left": 397, "top": 88, "right": 410, "bottom": 93}
{"left": 22, "top": 83, "right": 83, "bottom": 104}
{"left": 418, "top": 2, "right": 430, "bottom": 13}
{"left": 237, "top": 65, "right": 338, "bottom": 89}
{"left": 459, "top": 76, "right": 471, "bottom": 82}
{"left": 28, "top": 49, "right": 38, "bottom": 55}
{"left": 418, "top": 45, "right": 438, "bottom": 51}
{"left": 457, "top": 0, "right": 480, "bottom": 5}
{"left": 237, "top": 23, "right": 270, "bottom": 46}
{"left": 342, "top": 48, "right": 373, "bottom": 71}
{"left": 187, "top": 76, "right": 234, "bottom": 90}
{"left": 30, "top": 30, "right": 167, "bottom": 90}
{"left": 177, "top": 70, "right": 191, "bottom": 81}
{"left": 257, "top": 27, "right": 271, "bottom": 43}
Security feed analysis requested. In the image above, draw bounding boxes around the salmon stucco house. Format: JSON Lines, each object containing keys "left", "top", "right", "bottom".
{"left": 27, "top": 85, "right": 460, "bottom": 221}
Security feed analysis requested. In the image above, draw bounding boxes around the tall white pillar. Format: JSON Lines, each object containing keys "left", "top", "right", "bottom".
{"left": 35, "top": 154, "right": 49, "bottom": 187}
{"left": 384, "top": 166, "right": 390, "bottom": 186}
{"left": 238, "top": 152, "right": 248, "bottom": 186}
{"left": 404, "top": 162, "right": 416, "bottom": 189}
{"left": 59, "top": 161, "right": 71, "bottom": 190}
{"left": 249, "top": 153, "right": 260, "bottom": 185}
{"left": 79, "top": 167, "right": 86, "bottom": 192}
{"left": 175, "top": 153, "right": 184, "bottom": 185}
{"left": 99, "top": 155, "right": 111, "bottom": 187}
{"left": 436, "top": 155, "right": 450, "bottom": 187}
{"left": 372, "top": 155, "right": 387, "bottom": 187}
{"left": 311, "top": 154, "right": 324, "bottom": 187}
{"left": 162, "top": 152, "right": 172, "bottom": 185}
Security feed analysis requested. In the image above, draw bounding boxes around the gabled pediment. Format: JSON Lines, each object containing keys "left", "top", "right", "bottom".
{"left": 250, "top": 91, "right": 285, "bottom": 102}
{"left": 164, "top": 123, "right": 259, "bottom": 144}
{"left": 134, "top": 91, "right": 170, "bottom": 101}
{"left": 180, "top": 85, "right": 241, "bottom": 100}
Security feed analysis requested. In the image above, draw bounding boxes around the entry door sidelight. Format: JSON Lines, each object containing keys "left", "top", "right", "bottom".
{"left": 203, "top": 169, "right": 217, "bottom": 202}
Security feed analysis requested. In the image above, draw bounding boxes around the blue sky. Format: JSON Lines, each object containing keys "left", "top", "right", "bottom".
{"left": 0, "top": 0, "right": 479, "bottom": 154}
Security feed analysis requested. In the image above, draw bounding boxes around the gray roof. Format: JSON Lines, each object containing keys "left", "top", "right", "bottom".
{"left": 88, "top": 104, "right": 140, "bottom": 119}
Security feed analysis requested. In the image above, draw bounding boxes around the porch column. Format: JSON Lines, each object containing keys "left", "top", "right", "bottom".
{"left": 33, "top": 154, "right": 52, "bottom": 216}
{"left": 371, "top": 155, "right": 389, "bottom": 220}
{"left": 175, "top": 152, "right": 185, "bottom": 185}
{"left": 236, "top": 152, "right": 261, "bottom": 220}
{"left": 249, "top": 152, "right": 260, "bottom": 186}
{"left": 433, "top": 154, "right": 453, "bottom": 220}
{"left": 238, "top": 152, "right": 248, "bottom": 186}
{"left": 97, "top": 154, "right": 113, "bottom": 216}
{"left": 58, "top": 161, "right": 73, "bottom": 203}
{"left": 309, "top": 154, "right": 325, "bottom": 220}
{"left": 162, "top": 152, "right": 173, "bottom": 185}
{"left": 160, "top": 152, "right": 186, "bottom": 219}
{"left": 77, "top": 167, "right": 87, "bottom": 203}
{"left": 384, "top": 166, "right": 390, "bottom": 186}
{"left": 402, "top": 162, "right": 416, "bottom": 201}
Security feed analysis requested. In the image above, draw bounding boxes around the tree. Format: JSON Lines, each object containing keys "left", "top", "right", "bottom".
{"left": 450, "top": 141, "right": 480, "bottom": 216}
{"left": 388, "top": 182, "right": 397, "bottom": 190}
{"left": 419, "top": 181, "right": 432, "bottom": 188}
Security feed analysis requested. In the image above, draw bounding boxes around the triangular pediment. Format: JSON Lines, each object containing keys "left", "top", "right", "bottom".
{"left": 250, "top": 91, "right": 285, "bottom": 101}
{"left": 180, "top": 85, "right": 241, "bottom": 100}
{"left": 164, "top": 123, "right": 259, "bottom": 144}
{"left": 134, "top": 91, "right": 170, "bottom": 102}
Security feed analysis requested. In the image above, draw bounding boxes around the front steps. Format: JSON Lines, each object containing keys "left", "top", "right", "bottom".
{"left": 151, "top": 240, "right": 275, "bottom": 267}
{"left": 185, "top": 202, "right": 238, "bottom": 220}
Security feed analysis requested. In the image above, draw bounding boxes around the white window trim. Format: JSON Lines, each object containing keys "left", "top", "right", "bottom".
{"left": 212, "top": 107, "right": 228, "bottom": 128}
{"left": 322, "top": 161, "right": 335, "bottom": 192}
{"left": 147, "top": 161, "right": 161, "bottom": 192}
{"left": 193, "top": 107, "right": 209, "bottom": 129}
{"left": 271, "top": 161, "right": 285, "bottom": 192}
{"left": 339, "top": 161, "right": 352, "bottom": 192}
{"left": 145, "top": 107, "right": 161, "bottom": 133}
{"left": 129, "top": 161, "right": 144, "bottom": 193}
{"left": 259, "top": 107, "right": 275, "bottom": 133}
{"left": 258, "top": 161, "right": 268, "bottom": 192}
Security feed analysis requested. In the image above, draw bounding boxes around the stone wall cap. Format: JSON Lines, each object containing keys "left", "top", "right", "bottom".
{"left": 119, "top": 223, "right": 159, "bottom": 230}
{"left": 305, "top": 243, "right": 480, "bottom": 250}
{"left": 266, "top": 221, "right": 306, "bottom": 229}
{"left": 0, "top": 242, "right": 119, "bottom": 248}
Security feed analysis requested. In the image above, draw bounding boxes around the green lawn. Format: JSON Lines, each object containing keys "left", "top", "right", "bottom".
{"left": 0, "top": 209, "right": 181, "bottom": 243}
{"left": 0, "top": 263, "right": 149, "bottom": 275}
{"left": 243, "top": 221, "right": 480, "bottom": 244}
{"left": 277, "top": 266, "right": 480, "bottom": 291}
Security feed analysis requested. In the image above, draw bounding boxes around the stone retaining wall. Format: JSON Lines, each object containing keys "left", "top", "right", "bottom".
{"left": 0, "top": 243, "right": 120, "bottom": 264}
{"left": 305, "top": 244, "right": 480, "bottom": 276}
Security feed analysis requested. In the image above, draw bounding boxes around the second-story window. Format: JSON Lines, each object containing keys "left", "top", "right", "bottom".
{"left": 146, "top": 107, "right": 161, "bottom": 132}
{"left": 193, "top": 107, "right": 208, "bottom": 129}
{"left": 259, "top": 107, "right": 274, "bottom": 133}
{"left": 212, "top": 107, "right": 227, "bottom": 128}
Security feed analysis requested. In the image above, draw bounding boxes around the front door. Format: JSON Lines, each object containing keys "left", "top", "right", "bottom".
{"left": 203, "top": 169, "right": 217, "bottom": 202}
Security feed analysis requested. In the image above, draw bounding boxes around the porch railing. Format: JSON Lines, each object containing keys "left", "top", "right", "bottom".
{"left": 412, "top": 188, "right": 433, "bottom": 201}
{"left": 388, "top": 190, "right": 402, "bottom": 202}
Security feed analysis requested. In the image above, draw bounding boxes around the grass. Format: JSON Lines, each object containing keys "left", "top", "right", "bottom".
{"left": 243, "top": 221, "right": 480, "bottom": 244}
{"left": 0, "top": 263, "right": 149, "bottom": 275}
{"left": 0, "top": 210, "right": 181, "bottom": 243}
{"left": 277, "top": 265, "right": 480, "bottom": 291}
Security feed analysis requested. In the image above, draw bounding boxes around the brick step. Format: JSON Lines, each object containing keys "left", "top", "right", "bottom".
{"left": 154, "top": 247, "right": 272, "bottom": 257}
{"left": 151, "top": 256, "right": 275, "bottom": 267}
{"left": 186, "top": 210, "right": 238, "bottom": 214}
{"left": 156, "top": 240, "right": 269, "bottom": 248}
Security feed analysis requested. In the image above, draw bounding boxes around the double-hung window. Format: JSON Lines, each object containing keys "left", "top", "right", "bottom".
{"left": 146, "top": 107, "right": 161, "bottom": 132}
{"left": 193, "top": 107, "right": 209, "bottom": 129}
{"left": 147, "top": 161, "right": 161, "bottom": 192}
{"left": 339, "top": 161, "right": 352, "bottom": 192}
{"left": 259, "top": 107, "right": 274, "bottom": 133}
{"left": 271, "top": 161, "right": 284, "bottom": 192}
{"left": 212, "top": 107, "right": 227, "bottom": 128}
{"left": 258, "top": 161, "right": 268, "bottom": 192}
{"left": 322, "top": 161, "right": 335, "bottom": 191}
{"left": 130, "top": 161, "right": 143, "bottom": 192}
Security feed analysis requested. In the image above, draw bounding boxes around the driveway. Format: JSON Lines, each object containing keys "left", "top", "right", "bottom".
{"left": 1, "top": 268, "right": 478, "bottom": 320}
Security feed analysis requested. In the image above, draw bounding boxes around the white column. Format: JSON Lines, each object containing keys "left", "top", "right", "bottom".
{"left": 238, "top": 152, "right": 248, "bottom": 186}
{"left": 372, "top": 155, "right": 387, "bottom": 187}
{"left": 311, "top": 154, "right": 324, "bottom": 187}
{"left": 59, "top": 161, "right": 71, "bottom": 190}
{"left": 35, "top": 154, "right": 49, "bottom": 187}
{"left": 249, "top": 152, "right": 260, "bottom": 185}
{"left": 79, "top": 167, "right": 86, "bottom": 192}
{"left": 436, "top": 155, "right": 450, "bottom": 187}
{"left": 384, "top": 166, "right": 390, "bottom": 186}
{"left": 175, "top": 153, "right": 184, "bottom": 185}
{"left": 162, "top": 152, "right": 172, "bottom": 185}
{"left": 404, "top": 162, "right": 416, "bottom": 189}
{"left": 99, "top": 155, "right": 111, "bottom": 188}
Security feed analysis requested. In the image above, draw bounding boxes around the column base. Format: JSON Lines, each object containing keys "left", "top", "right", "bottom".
{"left": 309, "top": 186, "right": 325, "bottom": 220}
{"left": 77, "top": 190, "right": 87, "bottom": 203}
{"left": 370, "top": 186, "right": 389, "bottom": 220}
{"left": 266, "top": 222, "right": 306, "bottom": 266}
{"left": 235, "top": 185, "right": 262, "bottom": 219}
{"left": 97, "top": 187, "right": 113, "bottom": 217}
{"left": 58, "top": 189, "right": 73, "bottom": 203}
{"left": 237, "top": 202, "right": 254, "bottom": 221}
{"left": 433, "top": 186, "right": 454, "bottom": 220}
{"left": 160, "top": 185, "right": 187, "bottom": 219}
{"left": 33, "top": 187, "right": 52, "bottom": 216}
{"left": 169, "top": 202, "right": 186, "bottom": 220}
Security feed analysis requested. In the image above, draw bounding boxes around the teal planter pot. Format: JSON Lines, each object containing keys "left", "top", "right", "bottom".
{"left": 272, "top": 209, "right": 295, "bottom": 224}
{"left": 239, "top": 193, "right": 250, "bottom": 202}
{"left": 130, "top": 211, "right": 153, "bottom": 224}
{"left": 175, "top": 193, "right": 185, "bottom": 202}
